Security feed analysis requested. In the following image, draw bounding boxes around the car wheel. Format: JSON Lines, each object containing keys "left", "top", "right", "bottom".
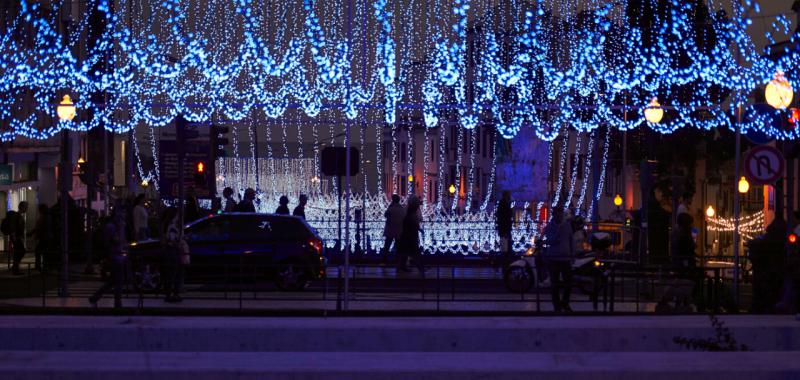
{"left": 504, "top": 265, "right": 535, "bottom": 293}
{"left": 133, "top": 264, "right": 163, "bottom": 293}
{"left": 275, "top": 262, "right": 311, "bottom": 291}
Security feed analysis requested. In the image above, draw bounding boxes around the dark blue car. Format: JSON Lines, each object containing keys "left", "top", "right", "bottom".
{"left": 128, "top": 213, "right": 326, "bottom": 291}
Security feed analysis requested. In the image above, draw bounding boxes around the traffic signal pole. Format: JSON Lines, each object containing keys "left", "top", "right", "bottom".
{"left": 177, "top": 117, "right": 186, "bottom": 235}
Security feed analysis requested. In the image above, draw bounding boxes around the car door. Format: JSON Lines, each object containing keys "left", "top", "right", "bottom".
{"left": 184, "top": 217, "right": 231, "bottom": 276}
{"left": 221, "top": 215, "right": 276, "bottom": 275}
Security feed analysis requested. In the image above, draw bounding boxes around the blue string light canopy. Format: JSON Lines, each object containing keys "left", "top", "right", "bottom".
{"left": 1, "top": 0, "right": 799, "bottom": 141}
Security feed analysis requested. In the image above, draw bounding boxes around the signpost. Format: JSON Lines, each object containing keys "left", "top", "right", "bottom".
{"left": 744, "top": 145, "right": 785, "bottom": 186}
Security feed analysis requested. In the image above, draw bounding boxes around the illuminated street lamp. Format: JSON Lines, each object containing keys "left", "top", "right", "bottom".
{"left": 407, "top": 174, "right": 414, "bottom": 183}
{"left": 449, "top": 184, "right": 456, "bottom": 195}
{"left": 141, "top": 179, "right": 149, "bottom": 188}
{"left": 765, "top": 71, "right": 793, "bottom": 110}
{"left": 613, "top": 194, "right": 623, "bottom": 207}
{"left": 57, "top": 94, "right": 76, "bottom": 121}
{"left": 738, "top": 176, "right": 750, "bottom": 194}
{"left": 706, "top": 205, "right": 715, "bottom": 218}
{"left": 644, "top": 97, "right": 664, "bottom": 124}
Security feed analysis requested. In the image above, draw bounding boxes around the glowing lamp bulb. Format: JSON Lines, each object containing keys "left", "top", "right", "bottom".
{"left": 789, "top": 233, "right": 798, "bottom": 244}
{"left": 408, "top": 174, "right": 414, "bottom": 183}
{"left": 765, "top": 71, "right": 793, "bottom": 110}
{"left": 706, "top": 205, "right": 715, "bottom": 218}
{"left": 738, "top": 176, "right": 750, "bottom": 194}
{"left": 57, "top": 94, "right": 76, "bottom": 121}
{"left": 644, "top": 97, "right": 664, "bottom": 124}
{"left": 613, "top": 194, "right": 623, "bottom": 207}
{"left": 449, "top": 184, "right": 456, "bottom": 195}
{"left": 196, "top": 162, "right": 205, "bottom": 173}
{"left": 141, "top": 179, "right": 149, "bottom": 188}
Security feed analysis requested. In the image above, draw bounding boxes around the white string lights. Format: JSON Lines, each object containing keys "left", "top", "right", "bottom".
{"left": 707, "top": 211, "right": 766, "bottom": 240}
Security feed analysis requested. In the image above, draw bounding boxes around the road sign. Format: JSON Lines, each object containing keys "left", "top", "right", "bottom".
{"left": 744, "top": 145, "right": 785, "bottom": 186}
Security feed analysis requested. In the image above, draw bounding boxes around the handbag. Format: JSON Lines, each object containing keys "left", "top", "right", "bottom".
{"left": 179, "top": 239, "right": 191, "bottom": 265}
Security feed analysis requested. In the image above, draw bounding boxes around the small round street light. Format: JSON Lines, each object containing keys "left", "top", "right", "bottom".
{"left": 706, "top": 205, "right": 715, "bottom": 218}
{"left": 613, "top": 194, "right": 623, "bottom": 207}
{"left": 765, "top": 71, "right": 793, "bottom": 110}
{"left": 644, "top": 97, "right": 664, "bottom": 124}
{"left": 449, "top": 184, "right": 456, "bottom": 195}
{"left": 408, "top": 174, "right": 414, "bottom": 183}
{"left": 57, "top": 94, "right": 76, "bottom": 121}
{"left": 738, "top": 176, "right": 750, "bottom": 194}
{"left": 141, "top": 179, "right": 149, "bottom": 188}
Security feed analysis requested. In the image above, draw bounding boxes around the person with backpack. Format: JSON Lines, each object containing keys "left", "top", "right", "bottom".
{"left": 3, "top": 201, "right": 28, "bottom": 275}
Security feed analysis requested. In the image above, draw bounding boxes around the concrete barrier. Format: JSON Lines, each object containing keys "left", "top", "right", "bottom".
{"left": 0, "top": 315, "right": 797, "bottom": 352}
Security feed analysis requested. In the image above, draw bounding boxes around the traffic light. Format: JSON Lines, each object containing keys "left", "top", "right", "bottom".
{"left": 194, "top": 161, "right": 206, "bottom": 187}
{"left": 211, "top": 125, "right": 230, "bottom": 158}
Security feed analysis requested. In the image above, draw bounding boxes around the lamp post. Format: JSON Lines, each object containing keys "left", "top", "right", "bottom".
{"left": 57, "top": 94, "right": 76, "bottom": 297}
{"left": 644, "top": 97, "right": 664, "bottom": 124}
{"left": 449, "top": 184, "right": 456, "bottom": 211}
{"left": 613, "top": 194, "right": 623, "bottom": 208}
{"left": 765, "top": 71, "right": 793, "bottom": 110}
{"left": 706, "top": 205, "right": 716, "bottom": 260}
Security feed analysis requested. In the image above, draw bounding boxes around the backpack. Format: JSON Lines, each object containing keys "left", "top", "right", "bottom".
{"left": 1, "top": 210, "right": 18, "bottom": 236}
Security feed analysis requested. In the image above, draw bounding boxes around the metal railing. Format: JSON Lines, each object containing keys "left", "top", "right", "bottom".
{"left": 0, "top": 248, "right": 741, "bottom": 315}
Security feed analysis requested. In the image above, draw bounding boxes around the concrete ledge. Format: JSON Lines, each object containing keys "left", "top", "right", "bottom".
{"left": 0, "top": 316, "right": 797, "bottom": 352}
{"left": 0, "top": 351, "right": 798, "bottom": 380}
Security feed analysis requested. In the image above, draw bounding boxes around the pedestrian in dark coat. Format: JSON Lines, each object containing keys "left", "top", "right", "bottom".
{"left": 382, "top": 194, "right": 405, "bottom": 263}
{"left": 397, "top": 196, "right": 423, "bottom": 274}
{"left": 293, "top": 194, "right": 308, "bottom": 219}
{"left": 28, "top": 204, "right": 53, "bottom": 271}
{"left": 543, "top": 207, "right": 575, "bottom": 312}
{"left": 89, "top": 205, "right": 127, "bottom": 308}
{"left": 236, "top": 188, "right": 257, "bottom": 213}
{"left": 275, "top": 195, "right": 290, "bottom": 215}
{"left": 8, "top": 201, "right": 28, "bottom": 275}
{"left": 496, "top": 191, "right": 513, "bottom": 266}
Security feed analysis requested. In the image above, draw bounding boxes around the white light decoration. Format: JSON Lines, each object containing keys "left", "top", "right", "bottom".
{"left": 765, "top": 71, "right": 793, "bottom": 110}
{"left": 5, "top": 0, "right": 800, "bottom": 254}
{"left": 644, "top": 97, "right": 664, "bottom": 124}
{"left": 706, "top": 205, "right": 715, "bottom": 218}
{"left": 708, "top": 211, "right": 765, "bottom": 240}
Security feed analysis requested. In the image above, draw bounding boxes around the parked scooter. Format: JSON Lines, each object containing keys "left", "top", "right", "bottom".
{"left": 504, "top": 231, "right": 612, "bottom": 310}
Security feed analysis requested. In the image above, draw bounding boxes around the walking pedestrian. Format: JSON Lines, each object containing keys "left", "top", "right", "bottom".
{"left": 293, "top": 194, "right": 308, "bottom": 219}
{"left": 181, "top": 187, "right": 201, "bottom": 223}
{"left": 670, "top": 213, "right": 696, "bottom": 270}
{"left": 496, "top": 191, "right": 513, "bottom": 268}
{"left": 89, "top": 205, "right": 127, "bottom": 308}
{"left": 236, "top": 188, "right": 257, "bottom": 213}
{"left": 382, "top": 194, "right": 405, "bottom": 263}
{"left": 222, "top": 187, "right": 237, "bottom": 213}
{"left": 275, "top": 195, "right": 290, "bottom": 215}
{"left": 133, "top": 194, "right": 149, "bottom": 241}
{"left": 4, "top": 201, "right": 28, "bottom": 275}
{"left": 162, "top": 207, "right": 186, "bottom": 303}
{"left": 397, "top": 195, "right": 424, "bottom": 274}
{"left": 543, "top": 207, "right": 575, "bottom": 312}
{"left": 28, "top": 204, "right": 53, "bottom": 271}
